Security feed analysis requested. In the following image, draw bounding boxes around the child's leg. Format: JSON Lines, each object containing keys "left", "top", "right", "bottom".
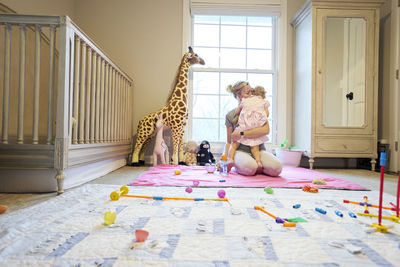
{"left": 229, "top": 142, "right": 240, "bottom": 163}
{"left": 250, "top": 146, "right": 262, "bottom": 172}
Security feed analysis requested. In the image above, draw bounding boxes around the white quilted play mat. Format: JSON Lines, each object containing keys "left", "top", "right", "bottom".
{"left": 0, "top": 184, "right": 399, "bottom": 266}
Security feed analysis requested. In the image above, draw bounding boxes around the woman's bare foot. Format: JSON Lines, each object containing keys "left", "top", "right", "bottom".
{"left": 227, "top": 159, "right": 235, "bottom": 172}
{"left": 256, "top": 161, "right": 263, "bottom": 174}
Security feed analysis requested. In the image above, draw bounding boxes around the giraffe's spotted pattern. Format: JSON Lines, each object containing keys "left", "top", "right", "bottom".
{"left": 131, "top": 48, "right": 205, "bottom": 164}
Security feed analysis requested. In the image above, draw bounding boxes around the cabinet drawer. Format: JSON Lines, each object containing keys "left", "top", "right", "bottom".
{"left": 315, "top": 137, "right": 374, "bottom": 154}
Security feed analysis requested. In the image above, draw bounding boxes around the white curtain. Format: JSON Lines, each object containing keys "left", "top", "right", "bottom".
{"left": 190, "top": 0, "right": 282, "bottom": 16}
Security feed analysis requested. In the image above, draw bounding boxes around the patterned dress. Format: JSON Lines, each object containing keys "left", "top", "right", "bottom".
{"left": 236, "top": 95, "right": 269, "bottom": 146}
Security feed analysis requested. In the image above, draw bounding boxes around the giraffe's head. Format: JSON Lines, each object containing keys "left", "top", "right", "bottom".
{"left": 187, "top": 46, "right": 205, "bottom": 66}
{"left": 155, "top": 114, "right": 164, "bottom": 130}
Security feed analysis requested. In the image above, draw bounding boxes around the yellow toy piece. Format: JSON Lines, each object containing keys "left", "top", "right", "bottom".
{"left": 357, "top": 212, "right": 400, "bottom": 223}
{"left": 174, "top": 170, "right": 182, "bottom": 175}
{"left": 312, "top": 179, "right": 326, "bottom": 185}
{"left": 370, "top": 223, "right": 389, "bottom": 233}
{"left": 110, "top": 185, "right": 130, "bottom": 201}
{"left": 104, "top": 211, "right": 116, "bottom": 226}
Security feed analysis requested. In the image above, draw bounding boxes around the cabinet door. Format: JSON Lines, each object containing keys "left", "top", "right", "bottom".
{"left": 315, "top": 8, "right": 377, "bottom": 135}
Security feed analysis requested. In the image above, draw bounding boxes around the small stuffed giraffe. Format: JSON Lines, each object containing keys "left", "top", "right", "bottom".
{"left": 153, "top": 115, "right": 169, "bottom": 166}
{"left": 131, "top": 47, "right": 205, "bottom": 165}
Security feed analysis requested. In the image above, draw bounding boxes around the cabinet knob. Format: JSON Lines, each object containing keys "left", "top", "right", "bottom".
{"left": 346, "top": 92, "right": 354, "bottom": 100}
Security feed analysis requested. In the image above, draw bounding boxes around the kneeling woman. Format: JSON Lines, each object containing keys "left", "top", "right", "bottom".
{"left": 224, "top": 81, "right": 282, "bottom": 176}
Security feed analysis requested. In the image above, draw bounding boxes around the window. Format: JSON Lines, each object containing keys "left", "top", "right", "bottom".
{"left": 189, "top": 14, "right": 278, "bottom": 145}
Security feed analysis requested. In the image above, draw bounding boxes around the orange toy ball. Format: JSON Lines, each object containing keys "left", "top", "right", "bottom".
{"left": 174, "top": 170, "right": 182, "bottom": 175}
{"left": 0, "top": 205, "right": 8, "bottom": 214}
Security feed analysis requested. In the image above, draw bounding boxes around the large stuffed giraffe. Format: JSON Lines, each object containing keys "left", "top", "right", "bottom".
{"left": 131, "top": 47, "right": 205, "bottom": 165}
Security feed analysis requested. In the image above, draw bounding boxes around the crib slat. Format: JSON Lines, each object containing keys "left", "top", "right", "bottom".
{"left": 95, "top": 54, "right": 101, "bottom": 143}
{"left": 90, "top": 50, "right": 97, "bottom": 143}
{"left": 78, "top": 41, "right": 86, "bottom": 144}
{"left": 99, "top": 58, "right": 105, "bottom": 142}
{"left": 85, "top": 47, "right": 92, "bottom": 143}
{"left": 104, "top": 63, "right": 109, "bottom": 142}
{"left": 2, "top": 24, "right": 12, "bottom": 144}
{"left": 72, "top": 36, "right": 80, "bottom": 144}
{"left": 32, "top": 25, "right": 41, "bottom": 145}
{"left": 46, "top": 25, "right": 56, "bottom": 145}
{"left": 17, "top": 25, "right": 26, "bottom": 144}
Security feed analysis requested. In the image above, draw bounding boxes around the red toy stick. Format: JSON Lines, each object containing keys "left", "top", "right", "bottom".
{"left": 378, "top": 152, "right": 386, "bottom": 225}
{"left": 397, "top": 170, "right": 400, "bottom": 217}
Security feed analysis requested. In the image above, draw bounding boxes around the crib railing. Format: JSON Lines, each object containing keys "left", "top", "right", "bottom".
{"left": 0, "top": 14, "right": 133, "bottom": 193}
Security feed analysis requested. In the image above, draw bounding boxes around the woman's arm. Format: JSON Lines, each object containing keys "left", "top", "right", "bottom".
{"left": 231, "top": 121, "right": 269, "bottom": 143}
{"left": 224, "top": 125, "right": 234, "bottom": 156}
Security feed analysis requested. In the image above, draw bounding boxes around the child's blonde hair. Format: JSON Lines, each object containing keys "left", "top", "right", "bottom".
{"left": 226, "top": 81, "right": 249, "bottom": 99}
{"left": 252, "top": 86, "right": 266, "bottom": 99}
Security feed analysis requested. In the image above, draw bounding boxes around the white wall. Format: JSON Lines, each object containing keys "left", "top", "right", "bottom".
{"left": 0, "top": 0, "right": 76, "bottom": 19}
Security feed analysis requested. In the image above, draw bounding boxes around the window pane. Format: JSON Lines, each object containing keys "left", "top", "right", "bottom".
{"left": 247, "top": 49, "right": 271, "bottom": 70}
{"left": 194, "top": 24, "right": 219, "bottom": 47}
{"left": 248, "top": 26, "right": 272, "bottom": 49}
{"left": 219, "top": 119, "right": 227, "bottom": 141}
{"left": 267, "top": 96, "right": 273, "bottom": 118}
{"left": 248, "top": 73, "right": 273, "bottom": 95}
{"left": 221, "top": 25, "right": 246, "bottom": 48}
{"left": 193, "top": 47, "right": 219, "bottom": 68}
{"left": 248, "top": 17, "right": 272, "bottom": 26}
{"left": 193, "top": 72, "right": 219, "bottom": 94}
{"left": 193, "top": 95, "right": 219, "bottom": 118}
{"left": 220, "top": 48, "right": 246, "bottom": 69}
{"left": 194, "top": 15, "right": 219, "bottom": 24}
{"left": 220, "top": 72, "right": 247, "bottom": 95}
{"left": 220, "top": 95, "right": 238, "bottom": 119}
{"left": 221, "top": 16, "right": 246, "bottom": 25}
{"left": 193, "top": 119, "right": 219, "bottom": 142}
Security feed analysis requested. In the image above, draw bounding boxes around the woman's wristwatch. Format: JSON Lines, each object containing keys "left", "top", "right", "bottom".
{"left": 240, "top": 131, "right": 244, "bottom": 136}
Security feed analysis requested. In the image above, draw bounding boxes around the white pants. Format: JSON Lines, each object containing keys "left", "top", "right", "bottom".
{"left": 234, "top": 150, "right": 282, "bottom": 176}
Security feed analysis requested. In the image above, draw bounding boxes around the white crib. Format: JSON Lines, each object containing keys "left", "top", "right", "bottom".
{"left": 0, "top": 14, "right": 134, "bottom": 193}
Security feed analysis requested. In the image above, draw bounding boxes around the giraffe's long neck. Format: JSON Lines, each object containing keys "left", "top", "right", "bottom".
{"left": 169, "top": 57, "right": 190, "bottom": 105}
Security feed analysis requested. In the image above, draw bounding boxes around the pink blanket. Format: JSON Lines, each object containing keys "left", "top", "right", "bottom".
{"left": 129, "top": 165, "right": 367, "bottom": 190}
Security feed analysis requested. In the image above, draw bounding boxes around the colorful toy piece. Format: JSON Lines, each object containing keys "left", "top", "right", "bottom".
{"left": 104, "top": 211, "right": 116, "bottom": 225}
{"left": 254, "top": 206, "right": 297, "bottom": 227}
{"left": 313, "top": 179, "right": 326, "bottom": 185}
{"left": 174, "top": 170, "right": 182, "bottom": 175}
{"left": 264, "top": 187, "right": 274, "bottom": 194}
{"left": 348, "top": 212, "right": 357, "bottom": 218}
{"left": 293, "top": 204, "right": 301, "bottom": 209}
{"left": 185, "top": 187, "right": 193, "bottom": 193}
{"left": 135, "top": 229, "right": 149, "bottom": 242}
{"left": 315, "top": 208, "right": 326, "bottom": 214}
{"left": 334, "top": 210, "right": 343, "bottom": 217}
{"left": 356, "top": 212, "right": 399, "bottom": 223}
{"left": 110, "top": 186, "right": 130, "bottom": 201}
{"left": 193, "top": 180, "right": 200, "bottom": 186}
{"left": 302, "top": 185, "right": 318, "bottom": 193}
{"left": 218, "top": 189, "right": 226, "bottom": 199}
{"left": 343, "top": 199, "right": 397, "bottom": 212}
{"left": 121, "top": 194, "right": 228, "bottom": 202}
{"left": 0, "top": 205, "right": 8, "bottom": 214}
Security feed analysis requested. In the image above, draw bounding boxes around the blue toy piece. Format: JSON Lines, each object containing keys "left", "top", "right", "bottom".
{"left": 315, "top": 208, "right": 327, "bottom": 214}
{"left": 334, "top": 210, "right": 343, "bottom": 217}
{"left": 348, "top": 211, "right": 357, "bottom": 218}
{"left": 293, "top": 204, "right": 301, "bottom": 209}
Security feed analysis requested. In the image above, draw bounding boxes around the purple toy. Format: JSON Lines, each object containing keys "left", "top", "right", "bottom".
{"left": 193, "top": 180, "right": 200, "bottom": 186}
{"left": 217, "top": 189, "right": 226, "bottom": 198}
{"left": 185, "top": 187, "right": 193, "bottom": 193}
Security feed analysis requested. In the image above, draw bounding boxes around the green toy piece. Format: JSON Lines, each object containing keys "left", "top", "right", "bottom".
{"left": 264, "top": 187, "right": 274, "bottom": 194}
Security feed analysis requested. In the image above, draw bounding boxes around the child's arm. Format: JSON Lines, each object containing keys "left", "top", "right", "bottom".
{"left": 235, "top": 105, "right": 243, "bottom": 116}
{"left": 265, "top": 107, "right": 269, "bottom": 117}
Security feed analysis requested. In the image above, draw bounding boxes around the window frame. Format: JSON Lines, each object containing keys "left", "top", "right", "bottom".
{"left": 182, "top": 0, "right": 289, "bottom": 154}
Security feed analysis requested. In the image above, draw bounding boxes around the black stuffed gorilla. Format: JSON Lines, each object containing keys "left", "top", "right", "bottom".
{"left": 196, "top": 140, "right": 216, "bottom": 166}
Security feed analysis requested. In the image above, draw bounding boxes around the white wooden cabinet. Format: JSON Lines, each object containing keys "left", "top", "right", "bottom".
{"left": 291, "top": 0, "right": 384, "bottom": 169}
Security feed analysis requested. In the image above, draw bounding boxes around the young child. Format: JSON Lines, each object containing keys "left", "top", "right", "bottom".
{"left": 228, "top": 86, "right": 270, "bottom": 171}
